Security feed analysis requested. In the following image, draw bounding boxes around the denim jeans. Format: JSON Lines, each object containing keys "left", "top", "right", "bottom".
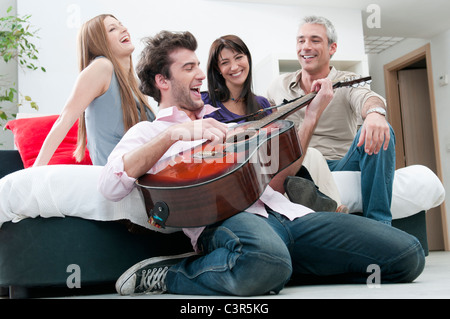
{"left": 327, "top": 124, "right": 396, "bottom": 224}
{"left": 166, "top": 209, "right": 425, "bottom": 296}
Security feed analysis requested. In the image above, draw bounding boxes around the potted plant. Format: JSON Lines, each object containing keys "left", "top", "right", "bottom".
{"left": 0, "top": 6, "right": 45, "bottom": 124}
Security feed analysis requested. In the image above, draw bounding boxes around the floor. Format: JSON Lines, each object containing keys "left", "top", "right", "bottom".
{"left": 61, "top": 251, "right": 450, "bottom": 299}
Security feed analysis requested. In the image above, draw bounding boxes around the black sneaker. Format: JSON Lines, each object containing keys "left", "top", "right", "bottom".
{"left": 116, "top": 252, "right": 197, "bottom": 295}
{"left": 284, "top": 176, "right": 338, "bottom": 212}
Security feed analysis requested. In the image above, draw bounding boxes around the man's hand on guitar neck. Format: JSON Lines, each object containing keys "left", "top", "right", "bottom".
{"left": 269, "top": 78, "right": 334, "bottom": 194}
{"left": 304, "top": 78, "right": 334, "bottom": 122}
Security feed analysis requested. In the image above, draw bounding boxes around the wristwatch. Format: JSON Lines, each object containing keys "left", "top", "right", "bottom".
{"left": 366, "top": 107, "right": 386, "bottom": 117}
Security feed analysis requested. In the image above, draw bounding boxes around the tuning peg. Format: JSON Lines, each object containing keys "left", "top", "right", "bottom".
{"left": 352, "top": 78, "right": 372, "bottom": 87}
{"left": 344, "top": 75, "right": 360, "bottom": 82}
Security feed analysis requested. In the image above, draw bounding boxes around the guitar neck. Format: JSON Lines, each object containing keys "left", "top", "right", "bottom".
{"left": 246, "top": 75, "right": 372, "bottom": 130}
{"left": 255, "top": 93, "right": 317, "bottom": 128}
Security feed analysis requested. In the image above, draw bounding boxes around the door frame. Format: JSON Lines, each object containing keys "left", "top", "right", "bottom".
{"left": 384, "top": 43, "right": 449, "bottom": 250}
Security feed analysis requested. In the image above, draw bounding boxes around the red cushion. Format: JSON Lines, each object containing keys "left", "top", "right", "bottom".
{"left": 5, "top": 115, "right": 92, "bottom": 168}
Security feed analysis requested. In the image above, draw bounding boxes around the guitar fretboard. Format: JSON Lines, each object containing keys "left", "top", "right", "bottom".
{"left": 251, "top": 93, "right": 317, "bottom": 130}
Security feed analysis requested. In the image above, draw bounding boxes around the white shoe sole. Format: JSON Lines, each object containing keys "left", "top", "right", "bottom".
{"left": 115, "top": 251, "right": 198, "bottom": 295}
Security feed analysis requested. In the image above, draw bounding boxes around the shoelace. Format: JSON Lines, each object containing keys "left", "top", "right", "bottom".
{"left": 138, "top": 266, "right": 168, "bottom": 293}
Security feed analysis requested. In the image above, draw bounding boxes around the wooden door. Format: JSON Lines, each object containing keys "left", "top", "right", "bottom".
{"left": 398, "top": 68, "right": 445, "bottom": 250}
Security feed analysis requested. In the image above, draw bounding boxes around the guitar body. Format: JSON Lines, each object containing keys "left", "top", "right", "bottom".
{"left": 137, "top": 120, "right": 302, "bottom": 228}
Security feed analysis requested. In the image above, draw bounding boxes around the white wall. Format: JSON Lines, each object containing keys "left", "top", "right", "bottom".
{"left": 16, "top": 0, "right": 364, "bottom": 115}
{"left": 430, "top": 29, "right": 450, "bottom": 241}
{"left": 368, "top": 31, "right": 450, "bottom": 243}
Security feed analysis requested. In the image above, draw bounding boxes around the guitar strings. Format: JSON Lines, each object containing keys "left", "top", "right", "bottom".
{"left": 224, "top": 76, "right": 371, "bottom": 124}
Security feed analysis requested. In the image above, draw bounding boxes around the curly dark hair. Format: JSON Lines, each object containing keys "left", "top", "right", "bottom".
{"left": 136, "top": 30, "right": 198, "bottom": 103}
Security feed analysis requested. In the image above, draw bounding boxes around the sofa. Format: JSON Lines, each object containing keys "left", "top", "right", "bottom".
{"left": 0, "top": 150, "right": 193, "bottom": 299}
{"left": 0, "top": 115, "right": 445, "bottom": 298}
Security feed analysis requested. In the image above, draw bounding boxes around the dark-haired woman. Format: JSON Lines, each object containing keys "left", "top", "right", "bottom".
{"left": 202, "top": 34, "right": 271, "bottom": 123}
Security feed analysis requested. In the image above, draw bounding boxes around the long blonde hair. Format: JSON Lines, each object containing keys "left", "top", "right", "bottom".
{"left": 74, "top": 14, "right": 154, "bottom": 162}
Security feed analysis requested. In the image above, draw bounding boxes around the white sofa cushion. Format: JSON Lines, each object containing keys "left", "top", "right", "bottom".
{"left": 332, "top": 165, "right": 445, "bottom": 219}
{"left": 0, "top": 165, "right": 179, "bottom": 233}
{"left": 0, "top": 164, "right": 444, "bottom": 229}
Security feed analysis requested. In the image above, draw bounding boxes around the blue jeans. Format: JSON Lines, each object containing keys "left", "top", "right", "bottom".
{"left": 166, "top": 210, "right": 425, "bottom": 296}
{"left": 327, "top": 124, "right": 396, "bottom": 224}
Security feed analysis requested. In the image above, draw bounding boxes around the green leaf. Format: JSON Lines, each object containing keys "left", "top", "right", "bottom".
{"left": 0, "top": 7, "right": 45, "bottom": 122}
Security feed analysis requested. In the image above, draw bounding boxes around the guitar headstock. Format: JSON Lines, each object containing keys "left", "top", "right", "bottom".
{"left": 333, "top": 76, "right": 372, "bottom": 89}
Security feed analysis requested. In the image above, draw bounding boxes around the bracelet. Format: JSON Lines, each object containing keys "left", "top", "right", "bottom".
{"left": 366, "top": 107, "right": 386, "bottom": 117}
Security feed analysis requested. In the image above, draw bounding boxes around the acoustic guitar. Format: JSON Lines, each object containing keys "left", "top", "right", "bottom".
{"left": 137, "top": 76, "right": 372, "bottom": 228}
